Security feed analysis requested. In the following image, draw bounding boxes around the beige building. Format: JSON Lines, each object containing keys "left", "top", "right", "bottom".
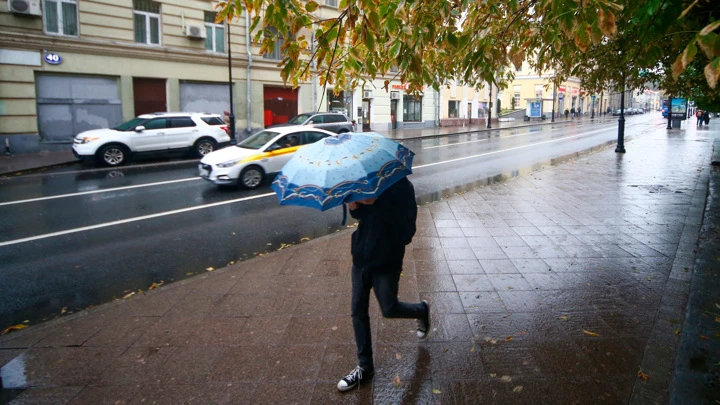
{"left": 1, "top": 0, "right": 442, "bottom": 154}
{"left": 438, "top": 80, "right": 492, "bottom": 126}
{"left": 497, "top": 62, "right": 612, "bottom": 118}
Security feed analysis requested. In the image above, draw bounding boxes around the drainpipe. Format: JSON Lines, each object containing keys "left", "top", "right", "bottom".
{"left": 245, "top": 9, "right": 252, "bottom": 134}
{"left": 312, "top": 31, "right": 317, "bottom": 111}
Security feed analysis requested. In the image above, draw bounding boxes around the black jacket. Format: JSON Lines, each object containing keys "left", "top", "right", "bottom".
{"left": 348, "top": 177, "right": 416, "bottom": 271}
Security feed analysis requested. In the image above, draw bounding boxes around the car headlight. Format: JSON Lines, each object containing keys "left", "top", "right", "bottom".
{"left": 78, "top": 137, "right": 99, "bottom": 144}
{"left": 217, "top": 159, "right": 242, "bottom": 168}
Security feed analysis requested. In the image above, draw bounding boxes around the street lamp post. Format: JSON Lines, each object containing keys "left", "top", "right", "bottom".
{"left": 227, "top": 21, "right": 236, "bottom": 143}
{"left": 487, "top": 81, "right": 492, "bottom": 129}
{"left": 551, "top": 82, "right": 556, "bottom": 122}
{"left": 615, "top": 72, "right": 626, "bottom": 153}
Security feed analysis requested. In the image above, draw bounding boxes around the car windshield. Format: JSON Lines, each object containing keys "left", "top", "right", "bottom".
{"left": 114, "top": 117, "right": 148, "bottom": 131}
{"left": 237, "top": 130, "right": 281, "bottom": 150}
{"left": 287, "top": 113, "right": 313, "bottom": 124}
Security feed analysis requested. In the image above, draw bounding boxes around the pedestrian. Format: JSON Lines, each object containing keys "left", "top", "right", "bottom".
{"left": 570, "top": 107, "right": 575, "bottom": 118}
{"left": 704, "top": 110, "right": 711, "bottom": 126}
{"left": 564, "top": 109, "right": 569, "bottom": 119}
{"left": 337, "top": 176, "right": 430, "bottom": 392}
{"left": 697, "top": 110, "right": 703, "bottom": 127}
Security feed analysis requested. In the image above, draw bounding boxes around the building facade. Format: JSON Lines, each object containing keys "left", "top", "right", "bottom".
{"left": 1, "top": 0, "right": 443, "bottom": 154}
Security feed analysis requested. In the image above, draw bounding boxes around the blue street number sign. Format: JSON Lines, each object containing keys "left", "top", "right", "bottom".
{"left": 558, "top": 93, "right": 564, "bottom": 100}
{"left": 44, "top": 53, "right": 62, "bottom": 65}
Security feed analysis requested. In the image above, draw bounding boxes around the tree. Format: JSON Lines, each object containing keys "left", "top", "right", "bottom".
{"left": 511, "top": 96, "right": 516, "bottom": 110}
{"left": 216, "top": 0, "right": 719, "bottom": 95}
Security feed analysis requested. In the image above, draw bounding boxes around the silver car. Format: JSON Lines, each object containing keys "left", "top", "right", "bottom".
{"left": 268, "top": 112, "right": 353, "bottom": 134}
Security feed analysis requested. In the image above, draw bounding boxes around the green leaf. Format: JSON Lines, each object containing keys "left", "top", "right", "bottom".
{"left": 305, "top": 0, "right": 319, "bottom": 12}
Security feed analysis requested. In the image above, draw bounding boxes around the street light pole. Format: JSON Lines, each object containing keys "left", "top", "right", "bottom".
{"left": 551, "top": 82, "right": 556, "bottom": 122}
{"left": 487, "top": 81, "right": 492, "bottom": 129}
{"left": 615, "top": 72, "right": 626, "bottom": 153}
{"left": 227, "top": 20, "right": 236, "bottom": 144}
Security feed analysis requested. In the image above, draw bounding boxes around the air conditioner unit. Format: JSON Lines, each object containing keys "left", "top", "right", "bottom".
{"left": 363, "top": 90, "right": 373, "bottom": 99}
{"left": 390, "top": 92, "right": 400, "bottom": 100}
{"left": 9, "top": 0, "right": 41, "bottom": 16}
{"left": 185, "top": 25, "right": 207, "bottom": 39}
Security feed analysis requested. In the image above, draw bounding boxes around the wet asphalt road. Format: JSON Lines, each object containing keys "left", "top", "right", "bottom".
{"left": 0, "top": 115, "right": 660, "bottom": 327}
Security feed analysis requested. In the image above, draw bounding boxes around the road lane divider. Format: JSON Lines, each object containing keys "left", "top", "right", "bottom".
{"left": 0, "top": 192, "right": 275, "bottom": 247}
{"left": 414, "top": 127, "right": 613, "bottom": 169}
{"left": 0, "top": 177, "right": 202, "bottom": 206}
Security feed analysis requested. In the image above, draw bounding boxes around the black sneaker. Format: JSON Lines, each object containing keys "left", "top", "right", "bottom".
{"left": 337, "top": 365, "right": 373, "bottom": 391}
{"left": 416, "top": 300, "right": 430, "bottom": 339}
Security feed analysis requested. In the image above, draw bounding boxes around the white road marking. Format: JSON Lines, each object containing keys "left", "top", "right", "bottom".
{"left": 0, "top": 177, "right": 202, "bottom": 206}
{"left": 414, "top": 128, "right": 611, "bottom": 169}
{"left": 0, "top": 192, "right": 275, "bottom": 247}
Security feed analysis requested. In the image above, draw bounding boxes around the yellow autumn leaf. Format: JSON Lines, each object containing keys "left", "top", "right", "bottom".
{"left": 704, "top": 62, "right": 719, "bottom": 89}
{"left": 122, "top": 292, "right": 135, "bottom": 299}
{"left": 559, "top": 316, "right": 569, "bottom": 321}
{"left": 206, "top": 267, "right": 215, "bottom": 272}
{"left": 637, "top": 370, "right": 651, "bottom": 381}
{"left": 300, "top": 237, "right": 310, "bottom": 242}
{"left": 500, "top": 375, "right": 512, "bottom": 383}
{"left": 505, "top": 336, "right": 513, "bottom": 341}
{"left": 396, "top": 353, "right": 402, "bottom": 360}
{"left": 432, "top": 389, "right": 442, "bottom": 394}
{"left": 583, "top": 329, "right": 600, "bottom": 337}
{"left": 60, "top": 306, "right": 68, "bottom": 314}
{"left": 513, "top": 386, "right": 524, "bottom": 393}
{"left": 470, "top": 347, "right": 476, "bottom": 353}
{"left": 1, "top": 324, "right": 28, "bottom": 335}
{"left": 393, "top": 375, "right": 402, "bottom": 387}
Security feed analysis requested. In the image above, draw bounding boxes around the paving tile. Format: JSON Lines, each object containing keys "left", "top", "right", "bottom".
{"left": 419, "top": 292, "right": 464, "bottom": 314}
{"left": 235, "top": 316, "right": 292, "bottom": 345}
{"left": 447, "top": 260, "right": 484, "bottom": 275}
{"left": 458, "top": 292, "right": 506, "bottom": 313}
{"left": 416, "top": 274, "right": 457, "bottom": 292}
{"left": 68, "top": 385, "right": 141, "bottom": 405}
{"left": 280, "top": 316, "right": 336, "bottom": 344}
{"left": 98, "top": 346, "right": 177, "bottom": 385}
{"left": 452, "top": 274, "right": 494, "bottom": 291}
{"left": 487, "top": 274, "right": 534, "bottom": 291}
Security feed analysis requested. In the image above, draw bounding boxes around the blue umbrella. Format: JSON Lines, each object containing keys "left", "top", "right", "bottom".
{"left": 271, "top": 132, "right": 414, "bottom": 211}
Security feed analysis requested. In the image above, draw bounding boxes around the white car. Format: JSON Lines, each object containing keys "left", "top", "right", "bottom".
{"left": 72, "top": 112, "right": 231, "bottom": 166}
{"left": 199, "top": 126, "right": 336, "bottom": 189}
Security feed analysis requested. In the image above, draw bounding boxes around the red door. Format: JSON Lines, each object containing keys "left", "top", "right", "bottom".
{"left": 133, "top": 78, "right": 167, "bottom": 116}
{"left": 264, "top": 86, "right": 298, "bottom": 126}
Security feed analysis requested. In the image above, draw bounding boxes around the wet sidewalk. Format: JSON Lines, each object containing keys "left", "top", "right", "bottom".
{"left": 0, "top": 114, "right": 612, "bottom": 177}
{"left": 1, "top": 120, "right": 718, "bottom": 404}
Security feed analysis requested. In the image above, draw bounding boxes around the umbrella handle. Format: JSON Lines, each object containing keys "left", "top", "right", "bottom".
{"left": 342, "top": 203, "right": 348, "bottom": 226}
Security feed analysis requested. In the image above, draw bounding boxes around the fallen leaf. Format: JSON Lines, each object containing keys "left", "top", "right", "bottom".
{"left": 699, "top": 335, "right": 708, "bottom": 340}
{"left": 396, "top": 353, "right": 402, "bottom": 360}
{"left": 637, "top": 370, "right": 651, "bottom": 381}
{"left": 432, "top": 389, "right": 442, "bottom": 394}
{"left": 393, "top": 375, "right": 402, "bottom": 387}
{"left": 470, "top": 347, "right": 476, "bottom": 353}
{"left": 1, "top": 324, "right": 28, "bottom": 335}
{"left": 505, "top": 336, "right": 513, "bottom": 342}
{"left": 674, "top": 329, "right": 681, "bottom": 335}
{"left": 490, "top": 373, "right": 497, "bottom": 378}
{"left": 583, "top": 329, "right": 600, "bottom": 337}
{"left": 300, "top": 237, "right": 310, "bottom": 242}
{"left": 513, "top": 386, "right": 523, "bottom": 393}
{"left": 443, "top": 347, "right": 449, "bottom": 353}
{"left": 60, "top": 307, "right": 68, "bottom": 314}
{"left": 122, "top": 292, "right": 135, "bottom": 299}
{"left": 206, "top": 267, "right": 215, "bottom": 272}
{"left": 186, "top": 272, "right": 194, "bottom": 276}
{"left": 559, "top": 316, "right": 569, "bottom": 321}
{"left": 715, "top": 317, "right": 720, "bottom": 323}
{"left": 500, "top": 375, "right": 512, "bottom": 383}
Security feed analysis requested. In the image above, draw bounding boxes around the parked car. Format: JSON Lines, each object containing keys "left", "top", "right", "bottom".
{"left": 612, "top": 109, "right": 623, "bottom": 116}
{"left": 199, "top": 126, "right": 336, "bottom": 189}
{"left": 72, "top": 112, "right": 231, "bottom": 166}
{"left": 268, "top": 112, "right": 353, "bottom": 134}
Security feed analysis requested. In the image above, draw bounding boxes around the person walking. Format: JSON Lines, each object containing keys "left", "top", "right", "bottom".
{"left": 570, "top": 107, "right": 576, "bottom": 118}
{"left": 697, "top": 109, "right": 703, "bottom": 127}
{"left": 564, "top": 109, "right": 570, "bottom": 120}
{"left": 704, "top": 110, "right": 711, "bottom": 126}
{"left": 337, "top": 176, "right": 430, "bottom": 392}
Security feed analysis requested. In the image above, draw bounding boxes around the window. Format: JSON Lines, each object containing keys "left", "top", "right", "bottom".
{"left": 403, "top": 94, "right": 422, "bottom": 122}
{"left": 44, "top": 0, "right": 78, "bottom": 36}
{"left": 204, "top": 12, "right": 225, "bottom": 53}
{"left": 143, "top": 118, "right": 167, "bottom": 130}
{"left": 448, "top": 100, "right": 460, "bottom": 118}
{"left": 169, "top": 117, "right": 197, "bottom": 128}
{"left": 201, "top": 116, "right": 225, "bottom": 126}
{"left": 263, "top": 26, "right": 285, "bottom": 60}
{"left": 134, "top": 0, "right": 161, "bottom": 45}
{"left": 324, "top": 114, "right": 345, "bottom": 123}
{"left": 326, "top": 0, "right": 338, "bottom": 7}
{"left": 304, "top": 131, "right": 329, "bottom": 144}
{"left": 535, "top": 84, "right": 544, "bottom": 98}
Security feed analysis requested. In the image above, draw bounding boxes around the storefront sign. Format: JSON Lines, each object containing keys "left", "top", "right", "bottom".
{"left": 44, "top": 53, "right": 62, "bottom": 65}
{"left": 391, "top": 83, "right": 424, "bottom": 91}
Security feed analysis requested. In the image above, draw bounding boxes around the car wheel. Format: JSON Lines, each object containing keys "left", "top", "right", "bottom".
{"left": 240, "top": 165, "right": 264, "bottom": 189}
{"left": 194, "top": 138, "right": 217, "bottom": 157}
{"left": 98, "top": 144, "right": 128, "bottom": 166}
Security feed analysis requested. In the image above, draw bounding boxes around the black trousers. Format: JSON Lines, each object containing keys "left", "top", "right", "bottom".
{"left": 351, "top": 264, "right": 426, "bottom": 370}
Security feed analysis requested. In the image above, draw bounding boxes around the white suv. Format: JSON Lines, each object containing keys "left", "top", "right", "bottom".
{"left": 72, "top": 112, "right": 231, "bottom": 166}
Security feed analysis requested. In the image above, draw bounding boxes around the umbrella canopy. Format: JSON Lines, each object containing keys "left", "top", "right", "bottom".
{"left": 271, "top": 132, "right": 414, "bottom": 211}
